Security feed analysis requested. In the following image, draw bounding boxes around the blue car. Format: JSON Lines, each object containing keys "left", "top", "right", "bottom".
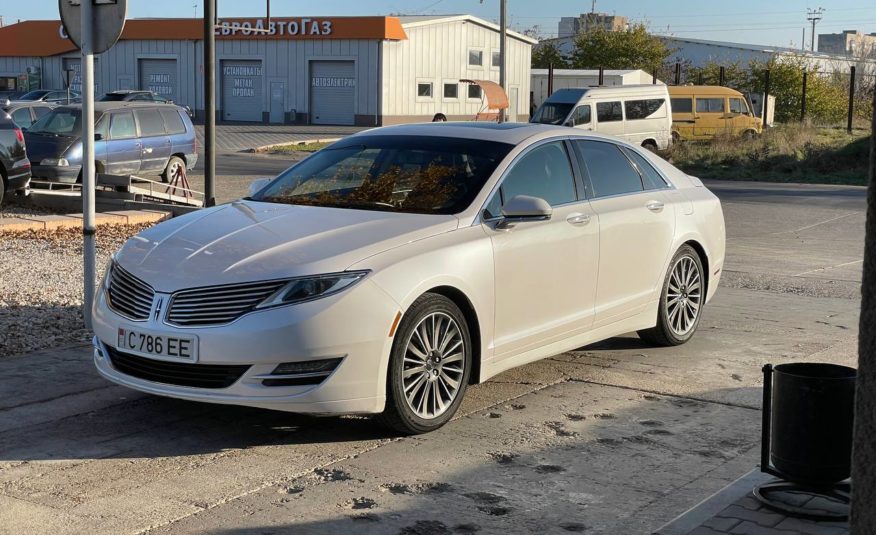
{"left": 24, "top": 102, "right": 197, "bottom": 183}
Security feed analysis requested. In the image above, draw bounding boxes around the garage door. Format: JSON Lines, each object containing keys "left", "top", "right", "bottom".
{"left": 138, "top": 59, "right": 178, "bottom": 103}
{"left": 222, "top": 60, "right": 264, "bottom": 122}
{"left": 310, "top": 61, "right": 355, "bottom": 125}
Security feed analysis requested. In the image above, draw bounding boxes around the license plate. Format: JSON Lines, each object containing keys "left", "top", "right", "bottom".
{"left": 117, "top": 326, "right": 198, "bottom": 362}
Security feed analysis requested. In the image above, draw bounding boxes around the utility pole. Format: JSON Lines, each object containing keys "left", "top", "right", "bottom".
{"left": 204, "top": 0, "right": 215, "bottom": 207}
{"left": 807, "top": 7, "right": 825, "bottom": 52}
{"left": 591, "top": 0, "right": 596, "bottom": 13}
{"left": 498, "top": 0, "right": 507, "bottom": 123}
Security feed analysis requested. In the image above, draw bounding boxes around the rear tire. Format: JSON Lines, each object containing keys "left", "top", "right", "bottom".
{"left": 378, "top": 293, "right": 472, "bottom": 435}
{"left": 162, "top": 156, "right": 185, "bottom": 184}
{"left": 638, "top": 245, "right": 705, "bottom": 347}
{"left": 0, "top": 178, "right": 6, "bottom": 206}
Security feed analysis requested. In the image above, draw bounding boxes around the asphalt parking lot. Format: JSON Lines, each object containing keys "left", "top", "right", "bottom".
{"left": 0, "top": 172, "right": 864, "bottom": 534}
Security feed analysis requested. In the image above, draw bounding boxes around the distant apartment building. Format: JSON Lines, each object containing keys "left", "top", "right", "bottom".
{"left": 818, "top": 30, "right": 876, "bottom": 58}
{"left": 557, "top": 12, "right": 628, "bottom": 38}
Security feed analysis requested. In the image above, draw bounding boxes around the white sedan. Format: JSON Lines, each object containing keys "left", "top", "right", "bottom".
{"left": 92, "top": 123, "right": 725, "bottom": 434}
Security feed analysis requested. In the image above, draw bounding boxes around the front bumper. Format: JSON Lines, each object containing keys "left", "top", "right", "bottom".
{"left": 31, "top": 164, "right": 80, "bottom": 183}
{"left": 92, "top": 279, "right": 400, "bottom": 415}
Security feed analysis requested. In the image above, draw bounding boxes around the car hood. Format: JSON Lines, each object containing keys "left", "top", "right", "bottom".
{"left": 22, "top": 132, "right": 78, "bottom": 164}
{"left": 116, "top": 200, "right": 460, "bottom": 293}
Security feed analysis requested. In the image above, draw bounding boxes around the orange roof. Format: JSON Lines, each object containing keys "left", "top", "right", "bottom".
{"left": 0, "top": 17, "right": 407, "bottom": 57}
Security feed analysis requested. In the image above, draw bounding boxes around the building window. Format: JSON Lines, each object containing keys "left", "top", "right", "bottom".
{"left": 468, "top": 49, "right": 483, "bottom": 66}
{"left": 443, "top": 83, "right": 458, "bottom": 99}
{"left": 468, "top": 84, "right": 482, "bottom": 100}
{"left": 492, "top": 51, "right": 501, "bottom": 68}
{"left": 417, "top": 82, "right": 433, "bottom": 98}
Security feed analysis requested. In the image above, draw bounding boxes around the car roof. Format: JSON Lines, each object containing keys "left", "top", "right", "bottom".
{"left": 2, "top": 101, "right": 54, "bottom": 111}
{"left": 668, "top": 85, "right": 744, "bottom": 97}
{"left": 52, "top": 102, "right": 183, "bottom": 112}
{"left": 106, "top": 90, "right": 152, "bottom": 94}
{"left": 351, "top": 122, "right": 588, "bottom": 145}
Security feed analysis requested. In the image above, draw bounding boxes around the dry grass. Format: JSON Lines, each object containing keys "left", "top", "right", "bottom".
{"left": 666, "top": 124, "right": 871, "bottom": 185}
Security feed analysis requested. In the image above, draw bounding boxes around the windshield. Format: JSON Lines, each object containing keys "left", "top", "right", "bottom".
{"left": 253, "top": 136, "right": 513, "bottom": 215}
{"left": 18, "top": 90, "right": 50, "bottom": 101}
{"left": 27, "top": 109, "right": 83, "bottom": 136}
{"left": 531, "top": 103, "right": 574, "bottom": 125}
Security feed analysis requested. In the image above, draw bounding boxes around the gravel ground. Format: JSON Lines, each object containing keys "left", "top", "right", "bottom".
{"left": 0, "top": 224, "right": 151, "bottom": 358}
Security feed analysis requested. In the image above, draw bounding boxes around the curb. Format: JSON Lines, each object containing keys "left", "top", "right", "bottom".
{"left": 247, "top": 137, "right": 342, "bottom": 153}
{"left": 0, "top": 210, "right": 170, "bottom": 233}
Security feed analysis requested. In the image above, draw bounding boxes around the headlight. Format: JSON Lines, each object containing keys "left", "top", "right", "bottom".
{"left": 255, "top": 271, "right": 369, "bottom": 309}
{"left": 40, "top": 158, "right": 70, "bottom": 167}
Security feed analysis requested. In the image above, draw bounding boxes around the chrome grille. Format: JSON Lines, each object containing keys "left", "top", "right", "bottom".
{"left": 167, "top": 280, "right": 288, "bottom": 327}
{"left": 107, "top": 262, "right": 155, "bottom": 321}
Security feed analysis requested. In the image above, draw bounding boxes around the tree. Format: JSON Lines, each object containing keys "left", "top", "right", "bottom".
{"left": 686, "top": 61, "right": 748, "bottom": 88}
{"left": 570, "top": 24, "right": 670, "bottom": 72}
{"left": 532, "top": 42, "right": 569, "bottom": 69}
{"left": 740, "top": 58, "right": 847, "bottom": 124}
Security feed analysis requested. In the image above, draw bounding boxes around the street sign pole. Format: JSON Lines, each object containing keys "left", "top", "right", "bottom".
{"left": 81, "top": 0, "right": 96, "bottom": 329}
{"left": 59, "top": 0, "right": 127, "bottom": 330}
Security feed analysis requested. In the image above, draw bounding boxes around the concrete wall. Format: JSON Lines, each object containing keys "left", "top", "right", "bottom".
{"left": 380, "top": 19, "right": 532, "bottom": 122}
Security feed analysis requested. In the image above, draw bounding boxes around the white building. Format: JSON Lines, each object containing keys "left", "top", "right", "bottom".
{"left": 530, "top": 68, "right": 660, "bottom": 108}
{"left": 537, "top": 34, "right": 874, "bottom": 73}
{"left": 0, "top": 15, "right": 535, "bottom": 125}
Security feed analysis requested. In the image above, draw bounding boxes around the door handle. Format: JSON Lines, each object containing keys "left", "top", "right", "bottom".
{"left": 646, "top": 200, "right": 664, "bottom": 213}
{"left": 566, "top": 213, "right": 591, "bottom": 225}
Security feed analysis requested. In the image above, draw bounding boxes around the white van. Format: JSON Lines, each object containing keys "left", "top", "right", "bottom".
{"left": 530, "top": 85, "right": 673, "bottom": 151}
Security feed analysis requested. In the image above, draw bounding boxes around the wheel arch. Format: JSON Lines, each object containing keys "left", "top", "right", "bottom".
{"left": 423, "top": 285, "right": 482, "bottom": 385}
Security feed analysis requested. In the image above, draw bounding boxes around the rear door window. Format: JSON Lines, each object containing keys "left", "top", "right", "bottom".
{"left": 135, "top": 109, "right": 166, "bottom": 137}
{"left": 159, "top": 109, "right": 186, "bottom": 134}
{"left": 109, "top": 111, "right": 137, "bottom": 139}
{"left": 596, "top": 101, "right": 623, "bottom": 122}
{"left": 573, "top": 140, "right": 644, "bottom": 198}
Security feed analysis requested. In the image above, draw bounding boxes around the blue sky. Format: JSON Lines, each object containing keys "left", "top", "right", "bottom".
{"left": 4, "top": 0, "right": 876, "bottom": 48}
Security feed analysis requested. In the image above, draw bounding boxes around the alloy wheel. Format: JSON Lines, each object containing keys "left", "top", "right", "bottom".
{"left": 402, "top": 312, "right": 465, "bottom": 419}
{"left": 665, "top": 255, "right": 702, "bottom": 336}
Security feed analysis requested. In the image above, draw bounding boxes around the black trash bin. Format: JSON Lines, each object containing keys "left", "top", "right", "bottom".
{"left": 765, "top": 362, "right": 856, "bottom": 486}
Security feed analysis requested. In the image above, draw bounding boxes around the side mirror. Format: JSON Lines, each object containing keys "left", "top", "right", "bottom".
{"left": 496, "top": 195, "right": 552, "bottom": 229}
{"left": 248, "top": 177, "right": 271, "bottom": 197}
{"left": 94, "top": 133, "right": 102, "bottom": 141}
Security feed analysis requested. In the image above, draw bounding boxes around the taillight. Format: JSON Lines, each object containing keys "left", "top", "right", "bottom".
{"left": 14, "top": 128, "right": 24, "bottom": 144}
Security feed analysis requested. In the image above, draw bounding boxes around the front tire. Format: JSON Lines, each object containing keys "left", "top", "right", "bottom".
{"left": 379, "top": 293, "right": 472, "bottom": 435}
{"left": 638, "top": 245, "right": 705, "bottom": 346}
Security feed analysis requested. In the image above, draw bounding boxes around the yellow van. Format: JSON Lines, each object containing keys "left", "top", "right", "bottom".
{"left": 668, "top": 86, "right": 762, "bottom": 141}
